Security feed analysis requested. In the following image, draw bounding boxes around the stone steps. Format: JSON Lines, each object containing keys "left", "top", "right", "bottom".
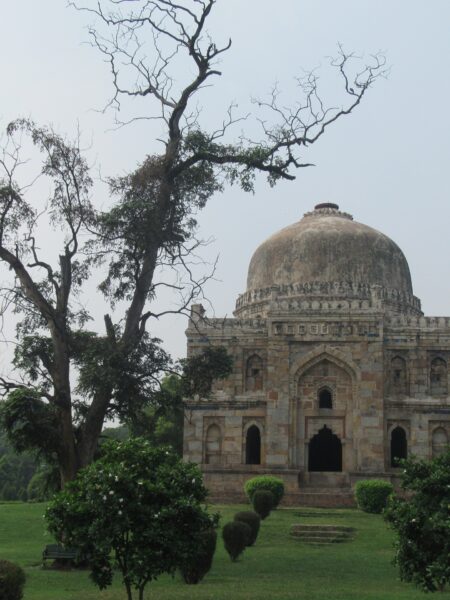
{"left": 284, "top": 489, "right": 356, "bottom": 508}
{"left": 208, "top": 486, "right": 356, "bottom": 508}
{"left": 292, "top": 524, "right": 354, "bottom": 532}
{"left": 290, "top": 524, "right": 355, "bottom": 545}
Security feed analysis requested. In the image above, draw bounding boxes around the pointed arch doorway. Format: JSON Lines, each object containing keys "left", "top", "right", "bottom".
{"left": 308, "top": 425, "right": 342, "bottom": 472}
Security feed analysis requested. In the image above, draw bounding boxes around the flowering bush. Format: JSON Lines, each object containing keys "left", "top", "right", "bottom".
{"left": 384, "top": 450, "right": 450, "bottom": 592}
{"left": 45, "top": 438, "right": 217, "bottom": 600}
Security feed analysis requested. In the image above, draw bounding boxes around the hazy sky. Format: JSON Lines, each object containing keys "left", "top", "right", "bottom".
{"left": 0, "top": 1, "right": 449, "bottom": 366}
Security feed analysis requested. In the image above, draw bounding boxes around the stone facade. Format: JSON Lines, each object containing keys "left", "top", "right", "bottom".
{"left": 183, "top": 204, "right": 450, "bottom": 506}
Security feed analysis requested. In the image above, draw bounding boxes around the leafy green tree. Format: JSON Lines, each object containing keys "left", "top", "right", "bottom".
{"left": 26, "top": 464, "right": 60, "bottom": 502}
{"left": 0, "top": 427, "right": 37, "bottom": 501}
{"left": 384, "top": 451, "right": 450, "bottom": 592}
{"left": 128, "top": 374, "right": 184, "bottom": 454}
{"left": 129, "top": 348, "right": 233, "bottom": 454}
{"left": 46, "top": 438, "right": 217, "bottom": 600}
{"left": 0, "top": 0, "right": 385, "bottom": 485}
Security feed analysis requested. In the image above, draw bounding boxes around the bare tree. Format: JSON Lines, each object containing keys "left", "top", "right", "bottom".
{"left": 0, "top": 0, "right": 386, "bottom": 485}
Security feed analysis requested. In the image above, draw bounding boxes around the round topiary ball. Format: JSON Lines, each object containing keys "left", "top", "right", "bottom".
{"left": 0, "top": 559, "right": 26, "bottom": 600}
{"left": 252, "top": 489, "right": 274, "bottom": 520}
{"left": 222, "top": 521, "right": 251, "bottom": 561}
{"left": 244, "top": 476, "right": 285, "bottom": 508}
{"left": 180, "top": 527, "right": 217, "bottom": 584}
{"left": 234, "top": 511, "right": 261, "bottom": 546}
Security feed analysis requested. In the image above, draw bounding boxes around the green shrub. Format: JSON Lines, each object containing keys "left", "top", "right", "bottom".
{"left": 180, "top": 528, "right": 217, "bottom": 584}
{"left": 252, "top": 490, "right": 274, "bottom": 520}
{"left": 0, "top": 559, "right": 26, "bottom": 600}
{"left": 222, "top": 521, "right": 251, "bottom": 561}
{"left": 384, "top": 450, "right": 450, "bottom": 592}
{"left": 244, "top": 476, "right": 284, "bottom": 508}
{"left": 234, "top": 511, "right": 261, "bottom": 546}
{"left": 355, "top": 479, "right": 393, "bottom": 514}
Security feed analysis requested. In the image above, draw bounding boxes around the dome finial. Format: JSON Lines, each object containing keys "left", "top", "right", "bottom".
{"left": 314, "top": 202, "right": 339, "bottom": 210}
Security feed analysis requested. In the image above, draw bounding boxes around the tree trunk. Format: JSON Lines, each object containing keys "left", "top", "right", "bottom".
{"left": 51, "top": 323, "right": 78, "bottom": 486}
{"left": 78, "top": 388, "right": 113, "bottom": 469}
{"left": 125, "top": 581, "right": 133, "bottom": 600}
{"left": 57, "top": 405, "right": 79, "bottom": 486}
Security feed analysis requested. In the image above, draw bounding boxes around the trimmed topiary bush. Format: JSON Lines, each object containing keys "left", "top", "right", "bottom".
{"left": 180, "top": 528, "right": 217, "bottom": 584}
{"left": 244, "top": 476, "right": 284, "bottom": 508}
{"left": 355, "top": 479, "right": 394, "bottom": 514}
{"left": 234, "top": 511, "right": 261, "bottom": 546}
{"left": 0, "top": 559, "right": 26, "bottom": 600}
{"left": 222, "top": 521, "right": 251, "bottom": 561}
{"left": 252, "top": 489, "right": 274, "bottom": 520}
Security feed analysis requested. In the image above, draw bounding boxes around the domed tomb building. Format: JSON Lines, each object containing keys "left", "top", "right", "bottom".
{"left": 183, "top": 204, "right": 450, "bottom": 505}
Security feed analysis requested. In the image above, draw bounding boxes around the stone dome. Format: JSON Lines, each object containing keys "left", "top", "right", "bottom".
{"left": 235, "top": 203, "right": 422, "bottom": 318}
{"left": 247, "top": 203, "right": 413, "bottom": 293}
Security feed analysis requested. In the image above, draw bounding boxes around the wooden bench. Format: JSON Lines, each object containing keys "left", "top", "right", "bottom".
{"left": 42, "top": 544, "right": 79, "bottom": 567}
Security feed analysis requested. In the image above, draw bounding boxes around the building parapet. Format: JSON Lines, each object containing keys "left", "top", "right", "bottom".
{"left": 234, "top": 281, "right": 422, "bottom": 318}
{"left": 385, "top": 315, "right": 450, "bottom": 330}
{"left": 187, "top": 304, "right": 267, "bottom": 334}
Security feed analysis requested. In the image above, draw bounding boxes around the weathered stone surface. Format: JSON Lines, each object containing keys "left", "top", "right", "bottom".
{"left": 246, "top": 205, "right": 413, "bottom": 293}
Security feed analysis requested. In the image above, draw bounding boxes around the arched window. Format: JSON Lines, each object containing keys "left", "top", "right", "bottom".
{"left": 391, "top": 356, "right": 407, "bottom": 395}
{"left": 430, "top": 357, "right": 448, "bottom": 396}
{"left": 245, "top": 425, "right": 261, "bottom": 465}
{"left": 318, "top": 388, "right": 333, "bottom": 409}
{"left": 390, "top": 426, "right": 407, "bottom": 467}
{"left": 245, "top": 354, "right": 264, "bottom": 392}
{"left": 205, "top": 424, "right": 222, "bottom": 465}
{"left": 432, "top": 427, "right": 448, "bottom": 458}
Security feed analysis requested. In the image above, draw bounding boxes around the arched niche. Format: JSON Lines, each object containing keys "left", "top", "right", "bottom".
{"left": 430, "top": 357, "right": 448, "bottom": 396}
{"left": 298, "top": 359, "right": 351, "bottom": 412}
{"left": 245, "top": 425, "right": 261, "bottom": 465}
{"left": 390, "top": 426, "right": 407, "bottom": 467}
{"left": 432, "top": 427, "right": 448, "bottom": 458}
{"left": 245, "top": 354, "right": 264, "bottom": 392}
{"left": 205, "top": 424, "right": 222, "bottom": 465}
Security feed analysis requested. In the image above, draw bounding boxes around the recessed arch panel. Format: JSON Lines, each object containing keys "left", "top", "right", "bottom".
{"left": 245, "top": 354, "right": 264, "bottom": 392}
{"left": 205, "top": 424, "right": 222, "bottom": 465}
{"left": 432, "top": 427, "right": 448, "bottom": 458}
{"left": 430, "top": 357, "right": 448, "bottom": 396}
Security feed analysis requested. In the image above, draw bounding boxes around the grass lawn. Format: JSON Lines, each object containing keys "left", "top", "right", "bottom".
{"left": 0, "top": 501, "right": 447, "bottom": 600}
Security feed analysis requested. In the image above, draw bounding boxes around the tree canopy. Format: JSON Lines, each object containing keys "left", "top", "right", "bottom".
{"left": 46, "top": 438, "right": 217, "bottom": 600}
{"left": 0, "top": 0, "right": 386, "bottom": 485}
